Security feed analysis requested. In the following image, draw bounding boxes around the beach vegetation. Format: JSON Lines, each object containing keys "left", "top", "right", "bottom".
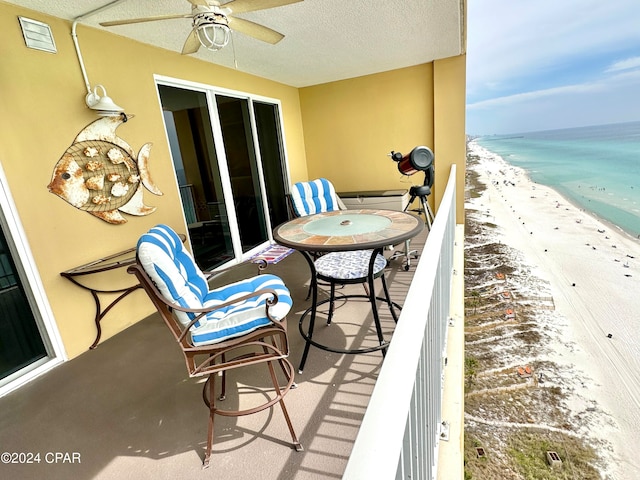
{"left": 507, "top": 431, "right": 600, "bottom": 480}
{"left": 465, "top": 356, "right": 479, "bottom": 390}
{"left": 465, "top": 155, "right": 484, "bottom": 199}
{"left": 469, "top": 290, "right": 481, "bottom": 314}
{"left": 463, "top": 150, "right": 613, "bottom": 479}
{"left": 547, "top": 386, "right": 562, "bottom": 397}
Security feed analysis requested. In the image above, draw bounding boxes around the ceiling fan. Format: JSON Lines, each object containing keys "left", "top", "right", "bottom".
{"left": 99, "top": 0, "right": 303, "bottom": 54}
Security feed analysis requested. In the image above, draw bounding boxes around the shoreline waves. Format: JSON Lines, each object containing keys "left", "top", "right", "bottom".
{"left": 474, "top": 120, "right": 640, "bottom": 240}
{"left": 466, "top": 141, "right": 640, "bottom": 479}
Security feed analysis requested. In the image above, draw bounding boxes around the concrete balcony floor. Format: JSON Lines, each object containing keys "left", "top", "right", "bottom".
{"left": 0, "top": 228, "right": 427, "bottom": 480}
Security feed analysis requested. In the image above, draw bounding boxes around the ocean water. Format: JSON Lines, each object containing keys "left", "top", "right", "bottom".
{"left": 475, "top": 121, "right": 640, "bottom": 239}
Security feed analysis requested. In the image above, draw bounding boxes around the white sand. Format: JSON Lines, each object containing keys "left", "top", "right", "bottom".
{"left": 468, "top": 142, "right": 640, "bottom": 479}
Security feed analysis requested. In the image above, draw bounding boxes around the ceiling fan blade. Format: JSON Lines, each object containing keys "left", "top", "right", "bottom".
{"left": 225, "top": 0, "right": 303, "bottom": 15}
{"left": 181, "top": 29, "right": 202, "bottom": 55}
{"left": 100, "top": 14, "right": 191, "bottom": 27}
{"left": 229, "top": 17, "right": 284, "bottom": 44}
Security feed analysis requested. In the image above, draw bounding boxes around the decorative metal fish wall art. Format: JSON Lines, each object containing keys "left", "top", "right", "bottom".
{"left": 48, "top": 115, "right": 163, "bottom": 225}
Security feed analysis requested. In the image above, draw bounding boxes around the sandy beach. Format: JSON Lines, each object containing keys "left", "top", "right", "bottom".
{"left": 467, "top": 141, "right": 640, "bottom": 479}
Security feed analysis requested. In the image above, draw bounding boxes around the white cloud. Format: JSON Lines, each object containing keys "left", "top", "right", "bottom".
{"left": 466, "top": 0, "right": 640, "bottom": 133}
{"left": 467, "top": 83, "right": 602, "bottom": 110}
{"left": 467, "top": 0, "right": 640, "bottom": 97}
{"left": 468, "top": 68, "right": 640, "bottom": 111}
{"left": 466, "top": 69, "right": 640, "bottom": 134}
{"left": 605, "top": 56, "right": 640, "bottom": 73}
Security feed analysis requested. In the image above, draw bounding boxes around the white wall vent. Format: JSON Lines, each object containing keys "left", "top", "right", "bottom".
{"left": 18, "top": 16, "right": 57, "bottom": 53}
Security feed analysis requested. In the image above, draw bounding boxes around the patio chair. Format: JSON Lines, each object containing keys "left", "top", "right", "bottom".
{"left": 127, "top": 224, "right": 302, "bottom": 468}
{"left": 288, "top": 177, "right": 381, "bottom": 299}
{"left": 287, "top": 178, "right": 389, "bottom": 280}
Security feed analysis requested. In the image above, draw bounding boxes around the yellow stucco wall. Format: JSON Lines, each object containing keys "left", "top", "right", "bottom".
{"left": 299, "top": 59, "right": 466, "bottom": 220}
{"left": 434, "top": 54, "right": 467, "bottom": 224}
{"left": 0, "top": 2, "right": 307, "bottom": 358}
{"left": 0, "top": 2, "right": 466, "bottom": 361}
{"left": 299, "top": 64, "right": 434, "bottom": 194}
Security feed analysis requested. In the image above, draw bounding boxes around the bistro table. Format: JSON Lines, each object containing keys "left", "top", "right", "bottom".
{"left": 272, "top": 209, "right": 424, "bottom": 372}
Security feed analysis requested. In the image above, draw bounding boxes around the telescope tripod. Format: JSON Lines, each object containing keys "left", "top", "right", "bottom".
{"left": 406, "top": 183, "right": 434, "bottom": 228}
{"left": 390, "top": 173, "right": 434, "bottom": 270}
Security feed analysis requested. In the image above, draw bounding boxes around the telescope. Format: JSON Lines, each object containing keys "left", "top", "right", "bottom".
{"left": 388, "top": 145, "right": 435, "bottom": 227}
{"left": 389, "top": 145, "right": 434, "bottom": 176}
{"left": 387, "top": 145, "right": 435, "bottom": 270}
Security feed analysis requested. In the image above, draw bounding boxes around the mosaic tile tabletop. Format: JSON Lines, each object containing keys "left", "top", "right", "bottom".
{"left": 273, "top": 209, "right": 423, "bottom": 252}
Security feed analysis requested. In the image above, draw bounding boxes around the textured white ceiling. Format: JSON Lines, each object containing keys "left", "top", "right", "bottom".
{"left": 7, "top": 0, "right": 465, "bottom": 87}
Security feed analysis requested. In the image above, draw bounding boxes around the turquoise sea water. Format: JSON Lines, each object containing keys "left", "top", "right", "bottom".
{"left": 475, "top": 121, "right": 640, "bottom": 239}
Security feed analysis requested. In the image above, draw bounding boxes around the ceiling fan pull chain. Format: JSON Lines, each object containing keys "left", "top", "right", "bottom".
{"left": 231, "top": 31, "right": 238, "bottom": 70}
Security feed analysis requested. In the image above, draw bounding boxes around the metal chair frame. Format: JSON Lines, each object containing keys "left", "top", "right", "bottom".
{"left": 128, "top": 262, "right": 303, "bottom": 469}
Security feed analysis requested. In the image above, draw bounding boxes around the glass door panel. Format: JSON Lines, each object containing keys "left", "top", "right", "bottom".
{"left": 215, "top": 95, "right": 268, "bottom": 253}
{"left": 0, "top": 225, "right": 47, "bottom": 380}
{"left": 158, "top": 85, "right": 234, "bottom": 270}
{"left": 253, "top": 101, "right": 289, "bottom": 229}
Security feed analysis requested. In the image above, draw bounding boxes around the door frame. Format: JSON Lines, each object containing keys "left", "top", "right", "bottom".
{"left": 154, "top": 75, "right": 292, "bottom": 264}
{"left": 0, "top": 162, "right": 65, "bottom": 397}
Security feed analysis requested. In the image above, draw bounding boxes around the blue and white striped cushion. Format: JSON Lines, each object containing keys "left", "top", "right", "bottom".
{"left": 291, "top": 178, "right": 340, "bottom": 217}
{"left": 137, "top": 224, "right": 209, "bottom": 327}
{"left": 137, "top": 224, "right": 292, "bottom": 346}
{"left": 194, "top": 274, "right": 292, "bottom": 346}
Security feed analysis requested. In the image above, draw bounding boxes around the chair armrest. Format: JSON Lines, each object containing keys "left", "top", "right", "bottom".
{"left": 130, "top": 263, "right": 285, "bottom": 342}
{"left": 153, "top": 287, "right": 279, "bottom": 316}
{"left": 174, "top": 287, "right": 280, "bottom": 343}
{"left": 128, "top": 263, "right": 282, "bottom": 344}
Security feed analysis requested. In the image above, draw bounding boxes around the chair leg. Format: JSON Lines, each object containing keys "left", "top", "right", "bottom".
{"left": 277, "top": 357, "right": 297, "bottom": 389}
{"left": 380, "top": 273, "right": 399, "bottom": 323}
{"left": 203, "top": 373, "right": 216, "bottom": 469}
{"left": 267, "top": 360, "right": 303, "bottom": 452}
{"left": 219, "top": 353, "right": 227, "bottom": 401}
{"left": 299, "top": 270, "right": 319, "bottom": 373}
{"left": 367, "top": 275, "right": 387, "bottom": 356}
{"left": 263, "top": 338, "right": 298, "bottom": 389}
{"left": 327, "top": 281, "right": 336, "bottom": 325}
{"left": 298, "top": 339, "right": 312, "bottom": 374}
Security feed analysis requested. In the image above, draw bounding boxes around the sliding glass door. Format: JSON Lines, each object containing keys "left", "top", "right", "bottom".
{"left": 253, "top": 101, "right": 290, "bottom": 229}
{"left": 215, "top": 95, "right": 268, "bottom": 252}
{"left": 157, "top": 81, "right": 289, "bottom": 270}
{"left": 0, "top": 165, "right": 63, "bottom": 393}
{"left": 0, "top": 226, "right": 47, "bottom": 381}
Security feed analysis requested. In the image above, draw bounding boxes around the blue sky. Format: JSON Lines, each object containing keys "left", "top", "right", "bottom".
{"left": 466, "top": 0, "right": 640, "bottom": 135}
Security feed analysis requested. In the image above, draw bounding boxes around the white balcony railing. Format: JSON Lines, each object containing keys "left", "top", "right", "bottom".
{"left": 343, "top": 165, "right": 457, "bottom": 480}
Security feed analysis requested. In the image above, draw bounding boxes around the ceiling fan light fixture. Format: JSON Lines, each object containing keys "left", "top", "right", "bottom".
{"left": 195, "top": 13, "right": 230, "bottom": 51}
